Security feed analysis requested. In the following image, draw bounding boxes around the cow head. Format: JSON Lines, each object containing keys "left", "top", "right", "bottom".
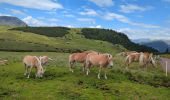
{"left": 37, "top": 67, "right": 44, "bottom": 78}
{"left": 106, "top": 54, "right": 113, "bottom": 68}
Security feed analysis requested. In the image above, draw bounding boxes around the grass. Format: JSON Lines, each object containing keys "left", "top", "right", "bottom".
{"left": 0, "top": 52, "right": 170, "bottom": 100}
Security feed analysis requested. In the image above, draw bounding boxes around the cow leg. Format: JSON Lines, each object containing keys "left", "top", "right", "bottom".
{"left": 104, "top": 68, "right": 107, "bottom": 79}
{"left": 98, "top": 66, "right": 102, "bottom": 79}
{"left": 82, "top": 63, "right": 85, "bottom": 72}
{"left": 27, "top": 66, "right": 32, "bottom": 78}
{"left": 69, "top": 61, "right": 74, "bottom": 73}
{"left": 24, "top": 64, "right": 28, "bottom": 76}
{"left": 86, "top": 66, "right": 90, "bottom": 75}
{"left": 85, "top": 61, "right": 91, "bottom": 75}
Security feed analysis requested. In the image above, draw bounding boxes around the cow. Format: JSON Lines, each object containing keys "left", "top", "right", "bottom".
{"left": 125, "top": 52, "right": 141, "bottom": 68}
{"left": 85, "top": 53, "right": 113, "bottom": 79}
{"left": 68, "top": 50, "right": 98, "bottom": 72}
{"left": 139, "top": 52, "right": 156, "bottom": 68}
{"left": 39, "top": 56, "right": 53, "bottom": 72}
{"left": 23, "top": 55, "right": 44, "bottom": 78}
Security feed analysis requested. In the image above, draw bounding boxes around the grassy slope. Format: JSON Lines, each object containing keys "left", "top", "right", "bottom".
{"left": 0, "top": 52, "right": 170, "bottom": 100}
{"left": 0, "top": 26, "right": 124, "bottom": 53}
{"left": 0, "top": 26, "right": 169, "bottom": 99}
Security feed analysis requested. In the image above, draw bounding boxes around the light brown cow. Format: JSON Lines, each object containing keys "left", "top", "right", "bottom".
{"left": 23, "top": 55, "right": 44, "bottom": 78}
{"left": 125, "top": 52, "right": 156, "bottom": 69}
{"left": 39, "top": 56, "right": 53, "bottom": 72}
{"left": 139, "top": 52, "right": 156, "bottom": 68}
{"left": 85, "top": 53, "right": 113, "bottom": 79}
{"left": 125, "top": 52, "right": 141, "bottom": 68}
{"left": 68, "top": 50, "right": 98, "bottom": 72}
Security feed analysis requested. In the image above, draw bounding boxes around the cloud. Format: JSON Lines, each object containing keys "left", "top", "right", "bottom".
{"left": 90, "top": 25, "right": 102, "bottom": 28}
{"left": 0, "top": 0, "right": 63, "bottom": 10}
{"left": 119, "top": 4, "right": 153, "bottom": 13}
{"left": 66, "top": 25, "right": 74, "bottom": 28}
{"left": 23, "top": 16, "right": 58, "bottom": 26}
{"left": 64, "top": 14, "right": 75, "bottom": 18}
{"left": 80, "top": 8, "right": 98, "bottom": 16}
{"left": 0, "top": 13, "right": 11, "bottom": 16}
{"left": 77, "top": 18, "right": 95, "bottom": 24}
{"left": 103, "top": 12, "right": 159, "bottom": 28}
{"left": 117, "top": 28, "right": 170, "bottom": 40}
{"left": 163, "top": 0, "right": 170, "bottom": 3}
{"left": 88, "top": 0, "right": 114, "bottom": 7}
{"left": 10, "top": 9, "right": 25, "bottom": 15}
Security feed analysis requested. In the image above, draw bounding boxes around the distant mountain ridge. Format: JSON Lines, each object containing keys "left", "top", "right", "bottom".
{"left": 133, "top": 38, "right": 170, "bottom": 52}
{"left": 0, "top": 16, "right": 27, "bottom": 26}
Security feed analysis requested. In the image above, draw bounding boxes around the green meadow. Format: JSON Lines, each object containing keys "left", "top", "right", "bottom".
{"left": 0, "top": 52, "right": 169, "bottom": 100}
{"left": 0, "top": 26, "right": 169, "bottom": 99}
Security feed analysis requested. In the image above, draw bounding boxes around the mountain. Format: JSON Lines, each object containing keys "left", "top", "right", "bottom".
{"left": 143, "top": 40, "right": 170, "bottom": 53}
{"left": 0, "top": 16, "right": 27, "bottom": 26}
{"left": 133, "top": 38, "right": 170, "bottom": 53}
{"left": 132, "top": 38, "right": 152, "bottom": 44}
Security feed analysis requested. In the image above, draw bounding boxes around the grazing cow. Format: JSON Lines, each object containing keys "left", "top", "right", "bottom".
{"left": 85, "top": 53, "right": 113, "bottom": 79}
{"left": 125, "top": 52, "right": 141, "bottom": 68}
{"left": 68, "top": 50, "right": 98, "bottom": 72}
{"left": 23, "top": 55, "right": 44, "bottom": 78}
{"left": 139, "top": 52, "right": 156, "bottom": 68}
{"left": 39, "top": 56, "right": 53, "bottom": 71}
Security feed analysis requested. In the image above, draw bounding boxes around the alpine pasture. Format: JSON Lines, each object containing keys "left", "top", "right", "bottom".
{"left": 0, "top": 26, "right": 169, "bottom": 100}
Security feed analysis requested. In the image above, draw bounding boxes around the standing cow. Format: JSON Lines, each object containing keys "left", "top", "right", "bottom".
{"left": 23, "top": 55, "right": 44, "bottom": 78}
{"left": 68, "top": 50, "right": 98, "bottom": 72}
{"left": 85, "top": 53, "right": 113, "bottom": 79}
{"left": 139, "top": 52, "right": 156, "bottom": 68}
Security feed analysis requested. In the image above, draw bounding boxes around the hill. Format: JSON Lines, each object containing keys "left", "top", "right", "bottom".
{"left": 0, "top": 26, "right": 125, "bottom": 54}
{"left": 0, "top": 16, "right": 27, "bottom": 26}
{"left": 10, "top": 27, "right": 158, "bottom": 53}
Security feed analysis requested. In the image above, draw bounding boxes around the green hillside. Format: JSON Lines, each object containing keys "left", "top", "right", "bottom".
{"left": 0, "top": 26, "right": 125, "bottom": 54}
{"left": 11, "top": 26, "right": 158, "bottom": 53}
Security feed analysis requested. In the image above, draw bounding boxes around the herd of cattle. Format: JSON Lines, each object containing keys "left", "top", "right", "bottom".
{"left": 22, "top": 50, "right": 159, "bottom": 79}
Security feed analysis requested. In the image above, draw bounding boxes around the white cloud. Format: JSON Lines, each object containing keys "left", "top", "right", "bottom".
{"left": 163, "top": 0, "right": 170, "bottom": 3}
{"left": 64, "top": 14, "right": 75, "bottom": 18}
{"left": 90, "top": 25, "right": 102, "bottom": 28}
{"left": 88, "top": 0, "right": 114, "bottom": 7}
{"left": 119, "top": 4, "right": 153, "bottom": 13}
{"left": 22, "top": 16, "right": 58, "bottom": 26}
{"left": 77, "top": 18, "right": 95, "bottom": 24}
{"left": 0, "top": 13, "right": 11, "bottom": 16}
{"left": 66, "top": 25, "right": 74, "bottom": 28}
{"left": 48, "top": 18, "right": 59, "bottom": 22}
{"left": 80, "top": 8, "right": 98, "bottom": 16}
{"left": 10, "top": 9, "right": 25, "bottom": 15}
{"left": 117, "top": 28, "right": 170, "bottom": 40}
{"left": 23, "top": 16, "right": 45, "bottom": 26}
{"left": 0, "top": 0, "right": 63, "bottom": 10}
{"left": 103, "top": 12, "right": 159, "bottom": 28}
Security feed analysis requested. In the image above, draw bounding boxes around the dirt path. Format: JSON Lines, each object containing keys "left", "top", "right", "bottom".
{"left": 160, "top": 58, "right": 170, "bottom": 73}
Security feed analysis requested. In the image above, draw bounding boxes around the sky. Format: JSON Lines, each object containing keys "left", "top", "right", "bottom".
{"left": 0, "top": 0, "right": 170, "bottom": 40}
